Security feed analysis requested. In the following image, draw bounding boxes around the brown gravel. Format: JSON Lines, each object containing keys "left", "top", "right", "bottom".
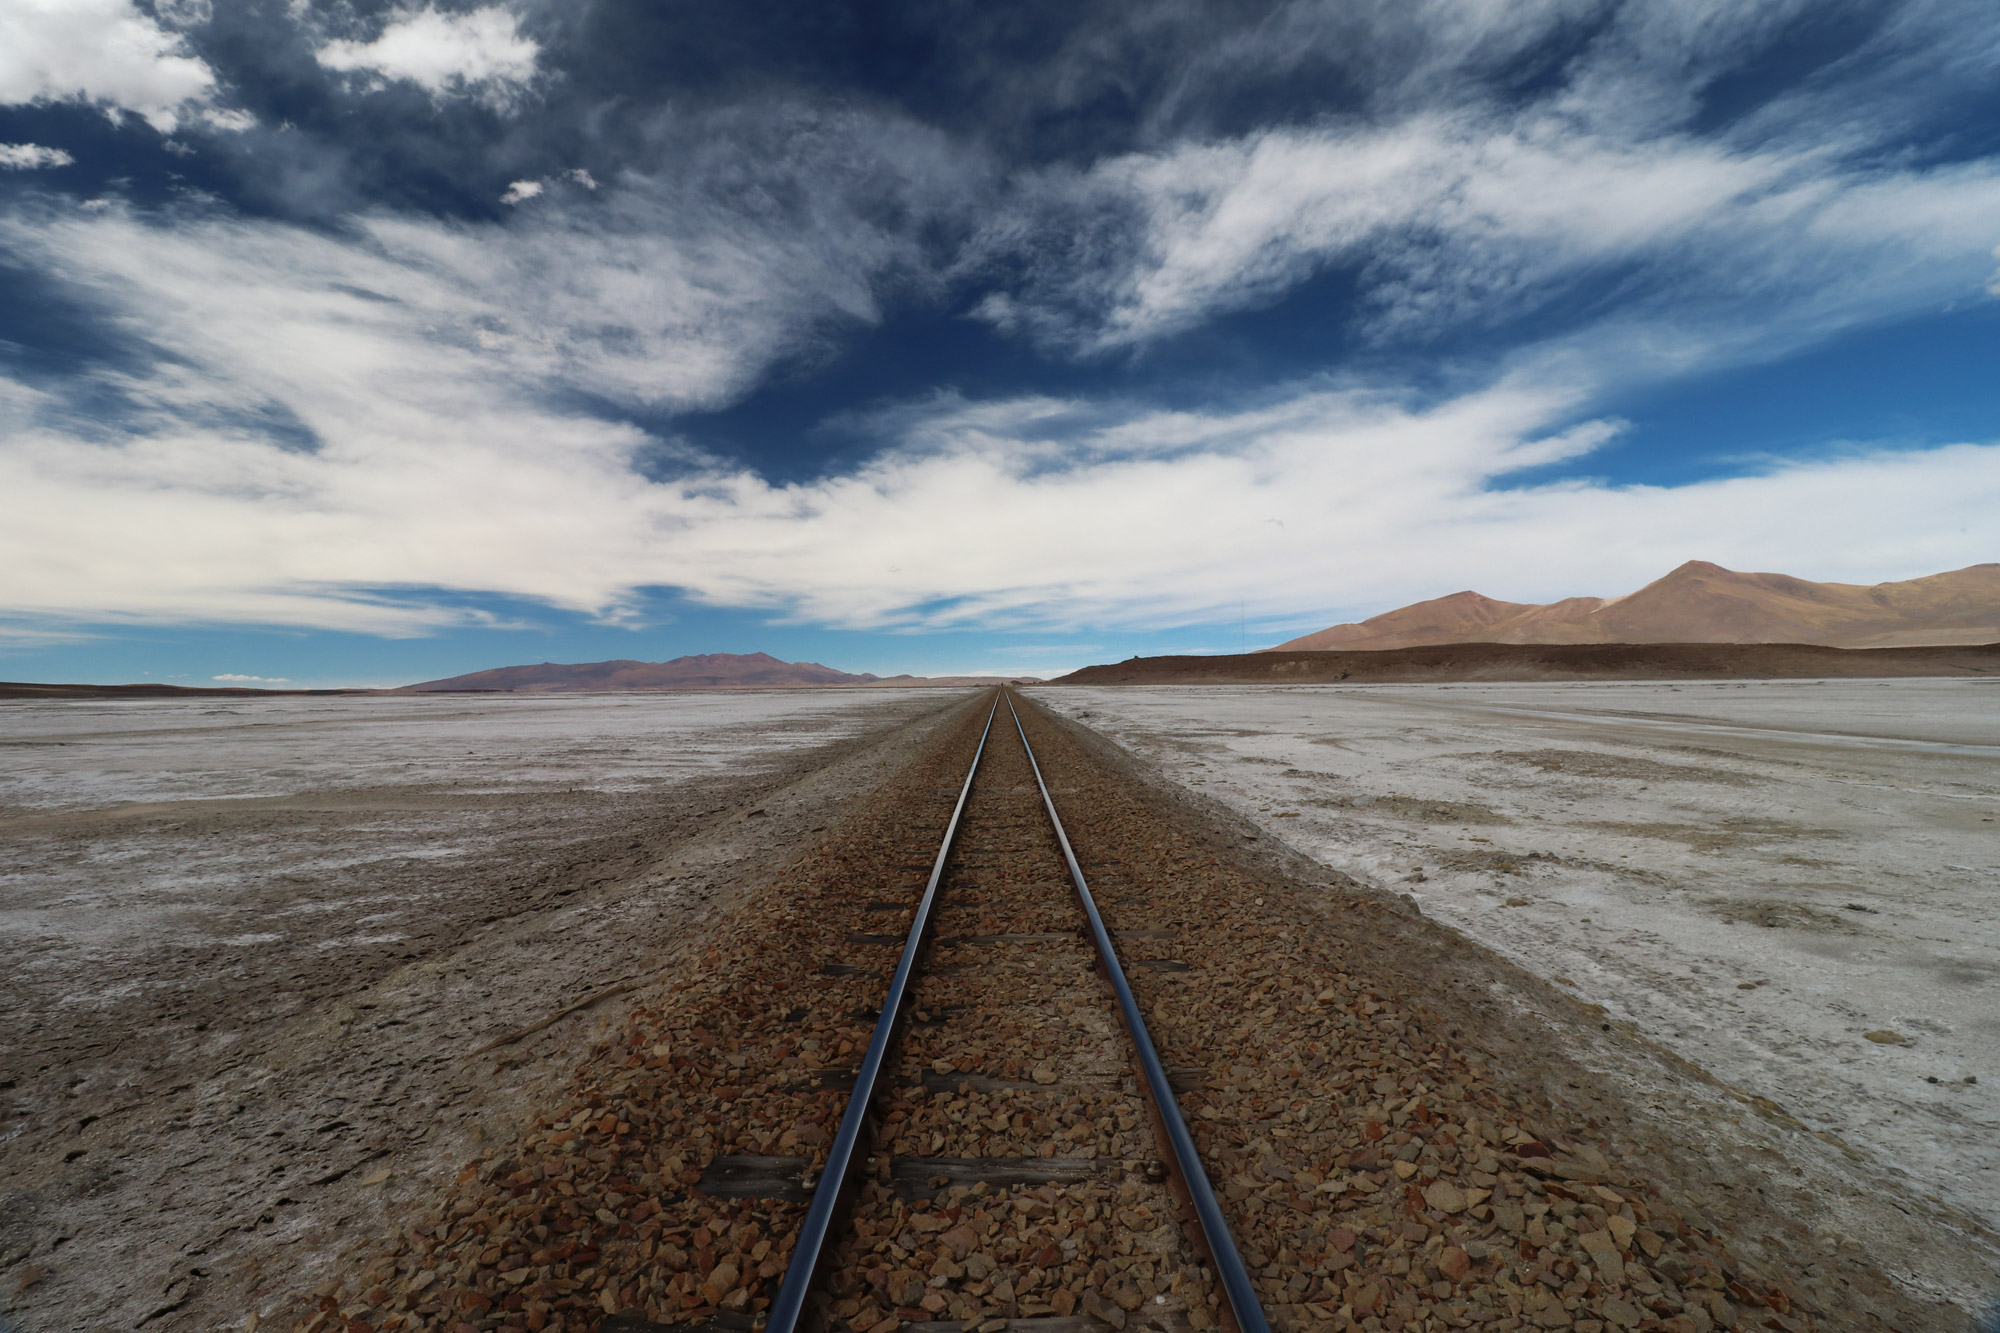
{"left": 287, "top": 690, "right": 1961, "bottom": 1333}
{"left": 283, "top": 693, "right": 995, "bottom": 1333}
{"left": 1010, "top": 697, "right": 1967, "bottom": 1333}
{"left": 817, "top": 701, "right": 1218, "bottom": 1333}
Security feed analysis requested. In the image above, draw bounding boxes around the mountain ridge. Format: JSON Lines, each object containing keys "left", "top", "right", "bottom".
{"left": 1271, "top": 561, "right": 2000, "bottom": 652}
{"left": 403, "top": 652, "right": 1028, "bottom": 692}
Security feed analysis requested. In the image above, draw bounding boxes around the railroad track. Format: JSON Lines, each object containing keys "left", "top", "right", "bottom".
{"left": 306, "top": 687, "right": 1841, "bottom": 1333}
{"left": 748, "top": 689, "right": 1269, "bottom": 1333}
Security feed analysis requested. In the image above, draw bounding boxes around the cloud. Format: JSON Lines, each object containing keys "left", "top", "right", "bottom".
{"left": 0, "top": 143, "right": 73, "bottom": 169}
{"left": 315, "top": 5, "right": 539, "bottom": 107}
{"left": 2, "top": 230, "right": 1996, "bottom": 638}
{"left": 212, "top": 672, "right": 287, "bottom": 681}
{"left": 0, "top": 622, "right": 94, "bottom": 648}
{"left": 2, "top": 0, "right": 1998, "bottom": 647}
{"left": 978, "top": 114, "right": 2000, "bottom": 361}
{"left": 502, "top": 171, "right": 597, "bottom": 204}
{"left": 623, "top": 383, "right": 2000, "bottom": 631}
{"left": 966, "top": 0, "right": 2000, "bottom": 359}
{"left": 38, "top": 155, "right": 903, "bottom": 391}
{"left": 0, "top": 146, "right": 949, "bottom": 630}
{"left": 0, "top": 0, "right": 220, "bottom": 131}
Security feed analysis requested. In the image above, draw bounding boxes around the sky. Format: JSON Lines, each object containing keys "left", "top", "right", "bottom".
{"left": 2, "top": 0, "right": 1999, "bottom": 686}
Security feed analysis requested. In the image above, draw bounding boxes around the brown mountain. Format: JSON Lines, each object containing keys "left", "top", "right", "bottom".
{"left": 1271, "top": 561, "right": 2000, "bottom": 652}
{"left": 406, "top": 652, "right": 878, "bottom": 692}
{"left": 404, "top": 652, "right": 1031, "bottom": 692}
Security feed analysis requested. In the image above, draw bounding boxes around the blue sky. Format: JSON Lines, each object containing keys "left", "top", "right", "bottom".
{"left": 2, "top": 0, "right": 1999, "bottom": 686}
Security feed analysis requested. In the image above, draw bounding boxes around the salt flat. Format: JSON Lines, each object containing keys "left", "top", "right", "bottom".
{"left": 0, "top": 688, "right": 947, "bottom": 946}
{"left": 0, "top": 689, "right": 939, "bottom": 813}
{"left": 0, "top": 688, "right": 964, "bottom": 1331}
{"left": 1033, "top": 678, "right": 2000, "bottom": 1232}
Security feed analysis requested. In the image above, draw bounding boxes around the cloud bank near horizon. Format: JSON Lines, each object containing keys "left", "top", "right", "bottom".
{"left": 1, "top": 0, "right": 1998, "bottom": 644}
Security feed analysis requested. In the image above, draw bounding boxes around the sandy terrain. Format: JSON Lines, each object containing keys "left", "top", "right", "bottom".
{"left": 1031, "top": 681, "right": 2000, "bottom": 1244}
{"left": 0, "top": 690, "right": 972, "bottom": 1331}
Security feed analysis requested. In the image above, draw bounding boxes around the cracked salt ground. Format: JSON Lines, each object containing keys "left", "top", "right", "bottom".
{"left": 0, "top": 692, "right": 947, "bottom": 814}
{"left": 0, "top": 688, "right": 971, "bottom": 1333}
{"left": 1034, "top": 679, "right": 2000, "bottom": 1316}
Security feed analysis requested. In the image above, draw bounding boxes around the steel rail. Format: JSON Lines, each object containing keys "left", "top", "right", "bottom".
{"left": 764, "top": 692, "right": 1001, "bottom": 1333}
{"left": 1005, "top": 691, "right": 1272, "bottom": 1333}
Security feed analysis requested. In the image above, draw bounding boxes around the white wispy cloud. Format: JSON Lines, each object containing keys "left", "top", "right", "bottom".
{"left": 979, "top": 115, "right": 2000, "bottom": 358}
{"left": 0, "top": 148, "right": 941, "bottom": 631}
{"left": 0, "top": 143, "right": 73, "bottom": 169}
{"left": 213, "top": 672, "right": 287, "bottom": 681}
{"left": 1, "top": 202, "right": 1996, "bottom": 638}
{"left": 976, "top": 0, "right": 2000, "bottom": 356}
{"left": 315, "top": 5, "right": 539, "bottom": 108}
{"left": 0, "top": 0, "right": 222, "bottom": 131}
{"left": 632, "top": 385, "right": 2000, "bottom": 631}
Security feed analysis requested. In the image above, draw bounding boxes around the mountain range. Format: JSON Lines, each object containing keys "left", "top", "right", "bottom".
{"left": 1271, "top": 561, "right": 2000, "bottom": 652}
{"left": 404, "top": 652, "right": 1028, "bottom": 692}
